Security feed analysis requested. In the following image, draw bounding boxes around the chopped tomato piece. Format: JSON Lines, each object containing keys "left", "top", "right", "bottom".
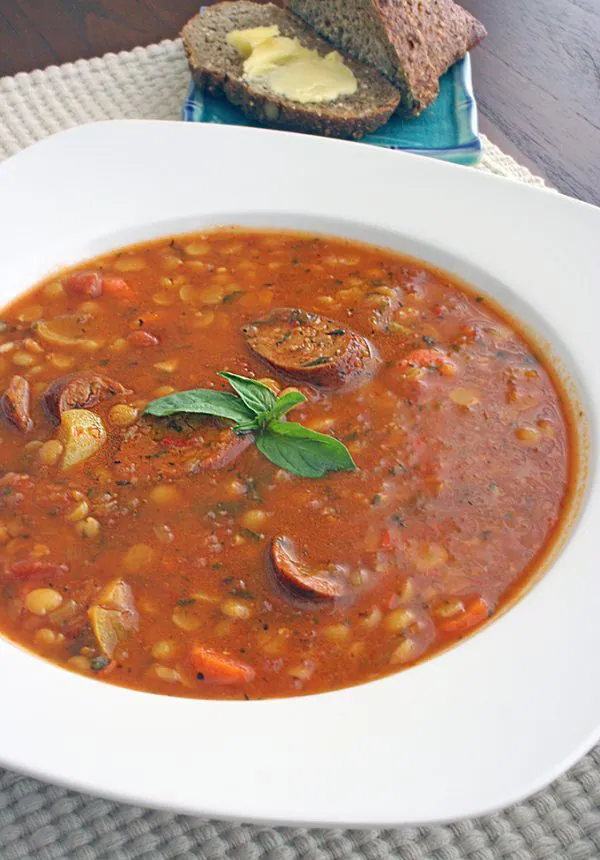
{"left": 190, "top": 645, "right": 255, "bottom": 685}
{"left": 63, "top": 270, "right": 103, "bottom": 298}
{"left": 380, "top": 528, "right": 394, "bottom": 550}
{"left": 4, "top": 560, "right": 69, "bottom": 579}
{"left": 127, "top": 330, "right": 160, "bottom": 347}
{"left": 438, "top": 597, "right": 490, "bottom": 634}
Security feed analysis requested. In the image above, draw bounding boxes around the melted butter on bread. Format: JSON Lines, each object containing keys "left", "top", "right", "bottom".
{"left": 227, "top": 25, "right": 358, "bottom": 104}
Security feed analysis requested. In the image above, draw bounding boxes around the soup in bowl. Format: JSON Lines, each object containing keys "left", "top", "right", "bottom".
{"left": 0, "top": 228, "right": 576, "bottom": 700}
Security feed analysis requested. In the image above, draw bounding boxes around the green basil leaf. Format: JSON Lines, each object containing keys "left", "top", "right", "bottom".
{"left": 144, "top": 389, "right": 254, "bottom": 423}
{"left": 255, "top": 420, "right": 356, "bottom": 478}
{"left": 267, "top": 390, "right": 307, "bottom": 421}
{"left": 219, "top": 372, "right": 277, "bottom": 415}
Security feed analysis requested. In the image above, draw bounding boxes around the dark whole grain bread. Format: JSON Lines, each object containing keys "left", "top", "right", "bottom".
{"left": 181, "top": 2, "right": 401, "bottom": 140}
{"left": 286, "top": 0, "right": 487, "bottom": 115}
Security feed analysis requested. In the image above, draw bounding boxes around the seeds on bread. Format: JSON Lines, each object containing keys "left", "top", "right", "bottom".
{"left": 181, "top": 2, "right": 401, "bottom": 140}
{"left": 286, "top": 0, "right": 487, "bottom": 115}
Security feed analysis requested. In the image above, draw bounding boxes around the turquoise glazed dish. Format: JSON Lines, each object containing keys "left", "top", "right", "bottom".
{"left": 181, "top": 54, "right": 481, "bottom": 165}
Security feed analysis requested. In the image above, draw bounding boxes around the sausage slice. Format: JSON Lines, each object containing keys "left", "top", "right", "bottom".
{"left": 114, "top": 416, "right": 253, "bottom": 483}
{"left": 1, "top": 375, "right": 33, "bottom": 433}
{"left": 43, "top": 372, "right": 132, "bottom": 421}
{"left": 242, "top": 308, "right": 377, "bottom": 389}
{"left": 270, "top": 536, "right": 346, "bottom": 600}
{"left": 189, "top": 427, "right": 254, "bottom": 472}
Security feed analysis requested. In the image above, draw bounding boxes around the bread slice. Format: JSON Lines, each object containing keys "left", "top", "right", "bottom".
{"left": 286, "top": 0, "right": 487, "bottom": 115}
{"left": 181, "top": 2, "right": 401, "bottom": 140}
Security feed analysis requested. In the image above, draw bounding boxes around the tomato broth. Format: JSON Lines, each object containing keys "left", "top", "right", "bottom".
{"left": 0, "top": 230, "right": 574, "bottom": 699}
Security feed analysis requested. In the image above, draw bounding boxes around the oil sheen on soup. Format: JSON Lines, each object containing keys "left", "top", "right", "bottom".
{"left": 0, "top": 230, "right": 573, "bottom": 699}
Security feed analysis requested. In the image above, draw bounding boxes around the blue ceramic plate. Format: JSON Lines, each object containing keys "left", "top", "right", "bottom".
{"left": 182, "top": 54, "right": 481, "bottom": 165}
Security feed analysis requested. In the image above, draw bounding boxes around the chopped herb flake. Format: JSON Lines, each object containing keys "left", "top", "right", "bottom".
{"left": 240, "top": 527, "right": 262, "bottom": 542}
{"left": 222, "top": 291, "right": 243, "bottom": 304}
{"left": 303, "top": 356, "right": 331, "bottom": 367}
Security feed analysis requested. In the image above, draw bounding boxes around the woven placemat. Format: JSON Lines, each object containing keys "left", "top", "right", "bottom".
{"left": 0, "top": 38, "right": 595, "bottom": 860}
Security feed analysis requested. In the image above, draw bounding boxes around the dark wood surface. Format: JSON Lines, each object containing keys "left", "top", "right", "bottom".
{"left": 0, "top": 0, "right": 598, "bottom": 205}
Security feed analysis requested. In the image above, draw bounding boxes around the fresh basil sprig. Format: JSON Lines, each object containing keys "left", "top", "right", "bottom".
{"left": 218, "top": 372, "right": 276, "bottom": 416}
{"left": 141, "top": 388, "right": 253, "bottom": 424}
{"left": 143, "top": 373, "right": 356, "bottom": 479}
{"left": 267, "top": 389, "right": 307, "bottom": 421}
{"left": 256, "top": 420, "right": 355, "bottom": 479}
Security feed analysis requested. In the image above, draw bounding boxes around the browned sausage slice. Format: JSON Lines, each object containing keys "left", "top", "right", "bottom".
{"left": 113, "top": 416, "right": 254, "bottom": 483}
{"left": 1, "top": 375, "right": 33, "bottom": 433}
{"left": 188, "top": 427, "right": 254, "bottom": 472}
{"left": 270, "top": 536, "right": 346, "bottom": 600}
{"left": 242, "top": 308, "right": 377, "bottom": 389}
{"left": 43, "top": 372, "right": 132, "bottom": 421}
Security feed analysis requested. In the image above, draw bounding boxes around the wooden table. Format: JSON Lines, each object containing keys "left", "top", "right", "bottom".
{"left": 1, "top": 0, "right": 598, "bottom": 205}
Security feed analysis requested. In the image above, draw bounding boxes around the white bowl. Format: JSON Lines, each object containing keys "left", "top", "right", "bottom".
{"left": 0, "top": 121, "right": 598, "bottom": 827}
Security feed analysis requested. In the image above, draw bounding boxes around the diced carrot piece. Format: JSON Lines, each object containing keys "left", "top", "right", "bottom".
{"left": 103, "top": 277, "right": 134, "bottom": 300}
{"left": 190, "top": 645, "right": 255, "bottom": 686}
{"left": 438, "top": 597, "right": 490, "bottom": 634}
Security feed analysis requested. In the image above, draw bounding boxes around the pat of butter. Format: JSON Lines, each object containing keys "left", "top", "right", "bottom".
{"left": 226, "top": 26, "right": 280, "bottom": 59}
{"left": 226, "top": 26, "right": 358, "bottom": 104}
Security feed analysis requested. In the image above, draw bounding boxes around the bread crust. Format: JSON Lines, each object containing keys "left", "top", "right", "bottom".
{"left": 286, "top": 0, "right": 487, "bottom": 115}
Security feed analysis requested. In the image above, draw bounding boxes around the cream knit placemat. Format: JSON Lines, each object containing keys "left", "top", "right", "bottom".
{"left": 0, "top": 39, "right": 594, "bottom": 860}
{"left": 0, "top": 38, "right": 547, "bottom": 186}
